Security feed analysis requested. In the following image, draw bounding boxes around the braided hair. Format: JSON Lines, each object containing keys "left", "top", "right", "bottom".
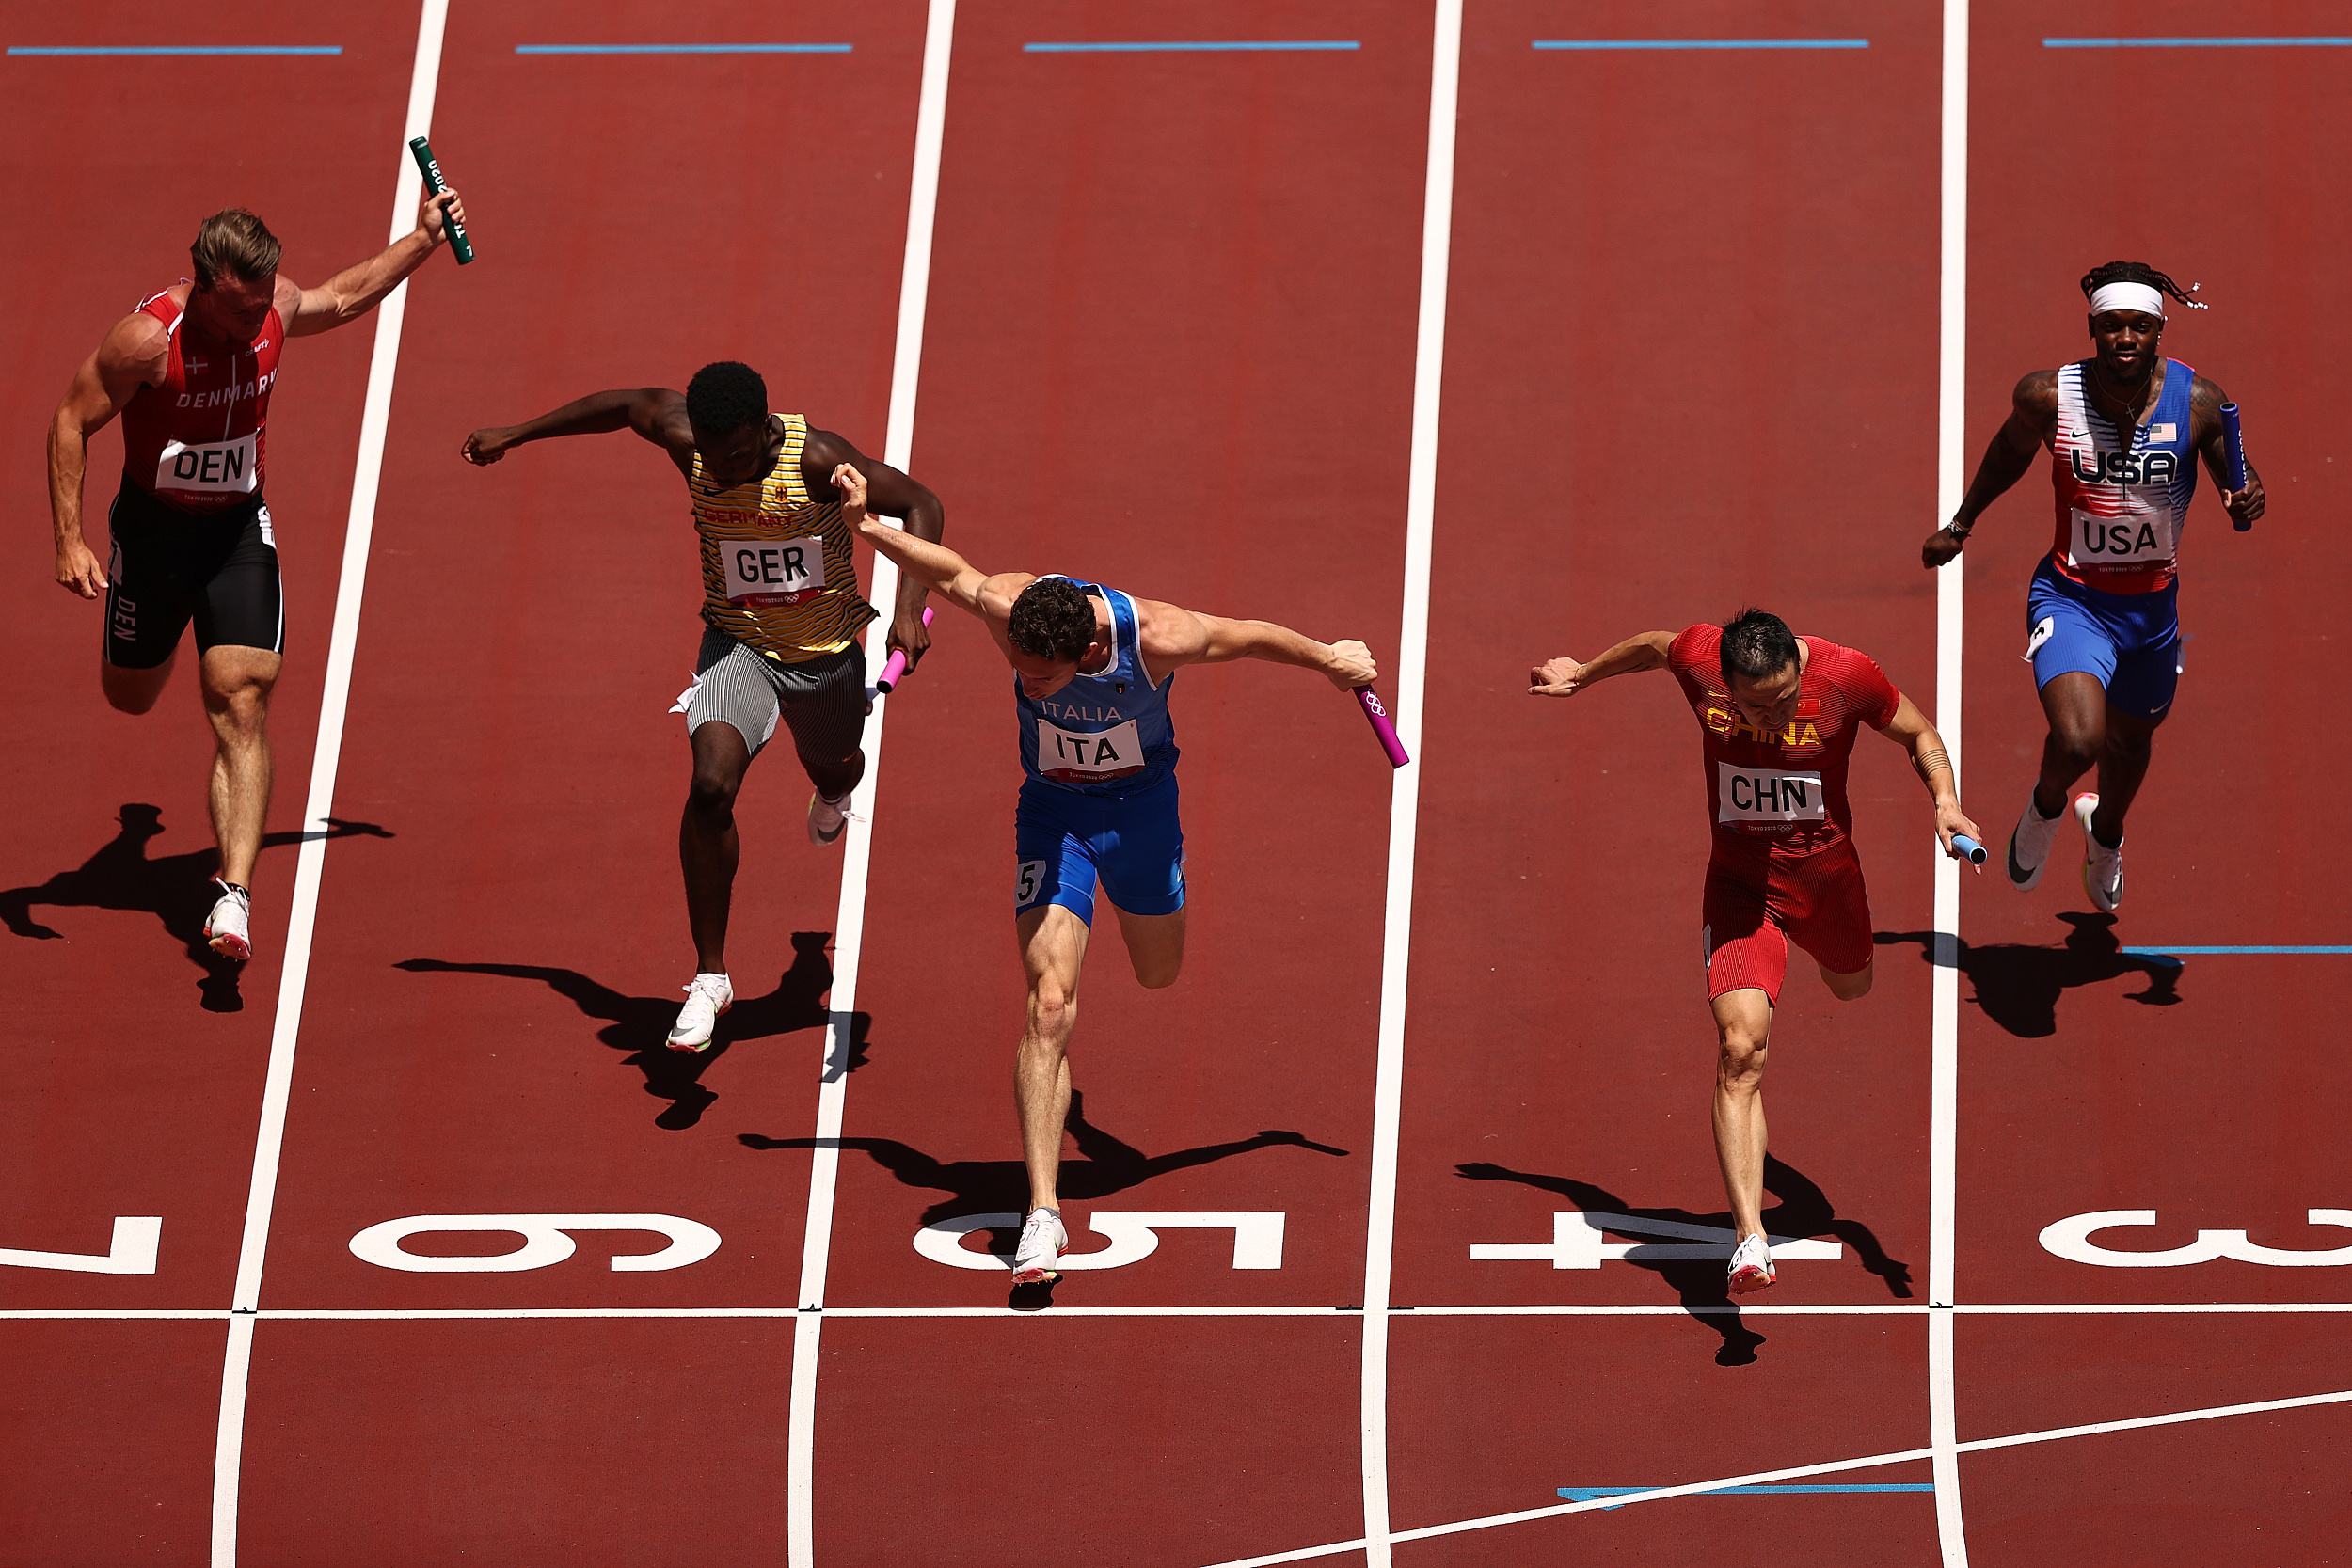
{"left": 2078, "top": 261, "right": 2206, "bottom": 311}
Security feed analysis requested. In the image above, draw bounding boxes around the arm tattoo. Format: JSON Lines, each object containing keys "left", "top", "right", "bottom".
{"left": 1914, "top": 744, "right": 1952, "bottom": 784}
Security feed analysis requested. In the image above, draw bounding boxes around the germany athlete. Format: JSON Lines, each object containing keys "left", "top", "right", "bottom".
{"left": 462, "top": 363, "right": 943, "bottom": 1051}
{"left": 1923, "top": 261, "right": 2265, "bottom": 911}
{"left": 47, "top": 195, "right": 467, "bottom": 964}
{"left": 1531, "top": 610, "right": 1980, "bottom": 1293}
{"left": 838, "top": 465, "right": 1378, "bottom": 1286}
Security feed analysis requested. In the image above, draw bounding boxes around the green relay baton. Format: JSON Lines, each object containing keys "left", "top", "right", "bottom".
{"left": 406, "top": 136, "right": 474, "bottom": 264}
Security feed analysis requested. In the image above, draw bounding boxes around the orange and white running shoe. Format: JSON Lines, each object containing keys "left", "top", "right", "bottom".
{"left": 1727, "top": 1232, "right": 1776, "bottom": 1295}
{"left": 1011, "top": 1207, "right": 1066, "bottom": 1285}
{"left": 203, "top": 876, "right": 252, "bottom": 962}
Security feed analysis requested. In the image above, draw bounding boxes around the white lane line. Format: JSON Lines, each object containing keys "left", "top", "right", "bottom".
{"left": 1194, "top": 1386, "right": 2352, "bottom": 1567}
{"left": 1359, "top": 5, "right": 1461, "bottom": 1565}
{"left": 23, "top": 1300, "right": 2352, "bottom": 1323}
{"left": 786, "top": 5, "right": 954, "bottom": 1565}
{"left": 208, "top": 5, "right": 451, "bottom": 1563}
{"left": 1931, "top": 0, "right": 1972, "bottom": 1562}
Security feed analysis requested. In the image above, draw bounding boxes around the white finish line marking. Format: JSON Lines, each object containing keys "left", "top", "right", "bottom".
{"left": 1470, "top": 1212, "right": 1842, "bottom": 1269}
{"left": 913, "top": 1212, "right": 1286, "bottom": 1272}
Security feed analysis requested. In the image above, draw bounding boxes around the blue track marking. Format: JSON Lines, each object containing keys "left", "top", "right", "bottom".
{"left": 1533, "top": 39, "right": 1868, "bottom": 51}
{"left": 2045, "top": 36, "right": 2352, "bottom": 49}
{"left": 2122, "top": 945, "right": 2352, "bottom": 958}
{"left": 1024, "top": 40, "right": 1359, "bottom": 54}
{"left": 1560, "top": 1483, "right": 1935, "bottom": 1509}
{"left": 8, "top": 44, "right": 342, "bottom": 56}
{"left": 514, "top": 43, "right": 852, "bottom": 55}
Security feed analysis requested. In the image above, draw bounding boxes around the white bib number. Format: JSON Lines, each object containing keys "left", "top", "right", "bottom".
{"left": 1717, "top": 763, "right": 1825, "bottom": 824}
{"left": 2070, "top": 506, "right": 2175, "bottom": 566}
{"left": 1036, "top": 717, "right": 1143, "bottom": 781}
{"left": 154, "top": 433, "right": 259, "bottom": 495}
{"left": 723, "top": 535, "right": 827, "bottom": 607}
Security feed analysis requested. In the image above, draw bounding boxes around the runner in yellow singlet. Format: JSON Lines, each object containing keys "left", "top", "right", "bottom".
{"left": 463, "top": 362, "right": 944, "bottom": 1049}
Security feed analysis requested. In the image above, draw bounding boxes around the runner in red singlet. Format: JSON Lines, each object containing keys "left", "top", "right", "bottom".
{"left": 47, "top": 194, "right": 465, "bottom": 965}
{"left": 1531, "top": 609, "right": 1980, "bottom": 1294}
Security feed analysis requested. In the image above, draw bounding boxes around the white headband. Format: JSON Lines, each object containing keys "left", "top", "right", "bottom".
{"left": 2089, "top": 281, "right": 2165, "bottom": 320}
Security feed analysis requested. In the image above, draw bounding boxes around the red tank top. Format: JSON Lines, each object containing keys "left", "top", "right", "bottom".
{"left": 1668, "top": 626, "right": 1902, "bottom": 871}
{"left": 119, "top": 287, "right": 283, "bottom": 515}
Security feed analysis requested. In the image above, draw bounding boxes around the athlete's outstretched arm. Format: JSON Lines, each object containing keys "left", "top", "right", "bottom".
{"left": 2190, "top": 374, "right": 2266, "bottom": 527}
{"left": 835, "top": 465, "right": 1001, "bottom": 616}
{"left": 806, "top": 429, "right": 946, "bottom": 665}
{"left": 1877, "top": 694, "right": 1983, "bottom": 861}
{"left": 1924, "top": 370, "right": 2056, "bottom": 567}
{"left": 283, "top": 188, "right": 465, "bottom": 339}
{"left": 1142, "top": 606, "right": 1377, "bottom": 690}
{"left": 1528, "top": 630, "right": 1675, "bottom": 697}
{"left": 461, "top": 388, "right": 692, "bottom": 467}
{"left": 46, "top": 313, "right": 167, "bottom": 598}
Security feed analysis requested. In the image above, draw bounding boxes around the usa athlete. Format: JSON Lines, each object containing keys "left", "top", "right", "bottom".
{"left": 47, "top": 195, "right": 465, "bottom": 964}
{"left": 463, "top": 363, "right": 944, "bottom": 1052}
{"left": 1532, "top": 610, "right": 1979, "bottom": 1293}
{"left": 839, "top": 466, "right": 1378, "bottom": 1286}
{"left": 1923, "top": 261, "right": 2265, "bottom": 911}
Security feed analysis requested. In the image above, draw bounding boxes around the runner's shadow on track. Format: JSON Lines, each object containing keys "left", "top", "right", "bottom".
{"left": 395, "top": 930, "right": 859, "bottom": 1131}
{"left": 1876, "top": 913, "right": 2182, "bottom": 1039}
{"left": 740, "top": 1091, "right": 1348, "bottom": 1307}
{"left": 1455, "top": 1157, "right": 1912, "bottom": 1367}
{"left": 0, "top": 802, "right": 393, "bottom": 1014}
{"left": 739, "top": 1092, "right": 1348, "bottom": 1227}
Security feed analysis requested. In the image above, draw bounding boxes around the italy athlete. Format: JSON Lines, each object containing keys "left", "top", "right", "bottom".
{"left": 462, "top": 363, "right": 944, "bottom": 1051}
{"left": 1922, "top": 261, "right": 2265, "bottom": 911}
{"left": 837, "top": 465, "right": 1378, "bottom": 1286}
{"left": 1531, "top": 610, "right": 1980, "bottom": 1293}
{"left": 47, "top": 196, "right": 466, "bottom": 964}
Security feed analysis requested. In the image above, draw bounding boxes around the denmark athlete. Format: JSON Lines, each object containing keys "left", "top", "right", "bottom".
{"left": 463, "top": 363, "right": 944, "bottom": 1052}
{"left": 47, "top": 195, "right": 466, "bottom": 964}
{"left": 839, "top": 466, "right": 1378, "bottom": 1286}
{"left": 1531, "top": 610, "right": 1980, "bottom": 1293}
{"left": 1922, "top": 261, "right": 2265, "bottom": 911}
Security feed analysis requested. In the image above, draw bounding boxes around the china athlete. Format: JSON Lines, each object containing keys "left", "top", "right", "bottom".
{"left": 1531, "top": 610, "right": 1980, "bottom": 1292}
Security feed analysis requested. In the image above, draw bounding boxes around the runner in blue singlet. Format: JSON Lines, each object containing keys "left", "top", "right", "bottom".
{"left": 1922, "top": 261, "right": 2265, "bottom": 913}
{"left": 836, "top": 465, "right": 1379, "bottom": 1287}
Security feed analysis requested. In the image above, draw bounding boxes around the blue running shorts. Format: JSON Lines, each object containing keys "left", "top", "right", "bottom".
{"left": 1013, "top": 772, "right": 1185, "bottom": 925}
{"left": 2026, "top": 560, "right": 2182, "bottom": 721}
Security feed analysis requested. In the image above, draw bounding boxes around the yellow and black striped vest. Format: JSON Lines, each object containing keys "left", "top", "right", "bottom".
{"left": 689, "top": 413, "right": 875, "bottom": 661}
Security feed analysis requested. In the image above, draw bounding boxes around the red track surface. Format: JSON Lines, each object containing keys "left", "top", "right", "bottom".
{"left": 7, "top": 2, "right": 2351, "bottom": 1564}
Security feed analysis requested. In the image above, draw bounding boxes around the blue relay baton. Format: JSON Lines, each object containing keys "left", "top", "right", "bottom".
{"left": 2220, "top": 402, "right": 2249, "bottom": 531}
{"left": 1950, "top": 832, "right": 1987, "bottom": 866}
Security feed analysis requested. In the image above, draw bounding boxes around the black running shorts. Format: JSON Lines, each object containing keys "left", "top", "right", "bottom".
{"left": 102, "top": 478, "right": 283, "bottom": 670}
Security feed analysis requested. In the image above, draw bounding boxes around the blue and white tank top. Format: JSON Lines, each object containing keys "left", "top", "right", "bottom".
{"left": 2047, "top": 358, "right": 2199, "bottom": 594}
{"left": 1015, "top": 579, "right": 1179, "bottom": 796}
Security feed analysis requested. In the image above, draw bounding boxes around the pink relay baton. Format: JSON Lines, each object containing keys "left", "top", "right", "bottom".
{"left": 875, "top": 608, "right": 935, "bottom": 693}
{"left": 1355, "top": 687, "right": 1410, "bottom": 768}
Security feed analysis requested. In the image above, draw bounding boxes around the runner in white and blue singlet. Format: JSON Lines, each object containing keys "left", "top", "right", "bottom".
{"left": 1014, "top": 577, "right": 1185, "bottom": 928}
{"left": 1923, "top": 261, "right": 2265, "bottom": 913}
{"left": 836, "top": 465, "right": 1379, "bottom": 1290}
